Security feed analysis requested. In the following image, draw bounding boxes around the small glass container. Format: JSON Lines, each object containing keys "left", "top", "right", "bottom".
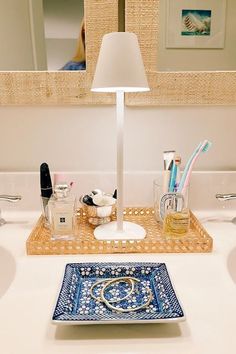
{"left": 48, "top": 183, "right": 76, "bottom": 240}
{"left": 153, "top": 179, "right": 190, "bottom": 237}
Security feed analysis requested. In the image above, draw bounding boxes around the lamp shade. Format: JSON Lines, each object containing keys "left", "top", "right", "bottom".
{"left": 91, "top": 32, "right": 149, "bottom": 93}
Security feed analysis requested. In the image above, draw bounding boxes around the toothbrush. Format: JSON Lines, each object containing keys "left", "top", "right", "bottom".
{"left": 169, "top": 162, "right": 177, "bottom": 192}
{"left": 169, "top": 154, "right": 180, "bottom": 192}
{"left": 178, "top": 140, "right": 212, "bottom": 194}
{"left": 181, "top": 140, "right": 211, "bottom": 194}
{"left": 162, "top": 150, "right": 175, "bottom": 193}
{"left": 174, "top": 155, "right": 181, "bottom": 191}
{"left": 177, "top": 142, "right": 203, "bottom": 193}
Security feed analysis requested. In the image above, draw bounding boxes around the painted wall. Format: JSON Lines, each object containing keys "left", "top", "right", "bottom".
{"left": 0, "top": 105, "right": 235, "bottom": 172}
{"left": 43, "top": 0, "right": 84, "bottom": 39}
{"left": 0, "top": 0, "right": 47, "bottom": 70}
{"left": 45, "top": 38, "right": 77, "bottom": 71}
{"left": 158, "top": 0, "right": 236, "bottom": 71}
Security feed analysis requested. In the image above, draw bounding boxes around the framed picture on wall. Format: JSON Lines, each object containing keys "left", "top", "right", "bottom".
{"left": 166, "top": 0, "right": 227, "bottom": 48}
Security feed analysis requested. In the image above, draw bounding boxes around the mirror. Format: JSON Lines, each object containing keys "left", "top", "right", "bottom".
{"left": 0, "top": 0, "right": 118, "bottom": 105}
{"left": 0, "top": 0, "right": 85, "bottom": 71}
{"left": 125, "top": 0, "right": 236, "bottom": 106}
{"left": 157, "top": 0, "right": 236, "bottom": 72}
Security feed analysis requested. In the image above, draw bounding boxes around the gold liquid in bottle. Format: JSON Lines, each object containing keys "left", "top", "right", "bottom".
{"left": 163, "top": 209, "right": 190, "bottom": 237}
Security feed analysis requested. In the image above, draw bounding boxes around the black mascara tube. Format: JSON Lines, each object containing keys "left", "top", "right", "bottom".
{"left": 40, "top": 163, "right": 53, "bottom": 225}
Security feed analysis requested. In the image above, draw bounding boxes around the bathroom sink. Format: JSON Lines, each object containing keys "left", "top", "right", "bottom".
{"left": 0, "top": 247, "right": 16, "bottom": 298}
{"left": 227, "top": 247, "right": 236, "bottom": 285}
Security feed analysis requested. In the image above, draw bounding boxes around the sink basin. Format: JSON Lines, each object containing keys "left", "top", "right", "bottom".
{"left": 227, "top": 247, "right": 236, "bottom": 284}
{"left": 0, "top": 247, "right": 16, "bottom": 298}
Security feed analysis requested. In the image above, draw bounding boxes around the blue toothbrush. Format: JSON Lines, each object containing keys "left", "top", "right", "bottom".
{"left": 169, "top": 161, "right": 177, "bottom": 192}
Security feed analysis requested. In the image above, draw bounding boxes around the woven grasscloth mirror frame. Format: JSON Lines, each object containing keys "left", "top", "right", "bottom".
{"left": 0, "top": 0, "right": 117, "bottom": 106}
{"left": 125, "top": 0, "right": 236, "bottom": 106}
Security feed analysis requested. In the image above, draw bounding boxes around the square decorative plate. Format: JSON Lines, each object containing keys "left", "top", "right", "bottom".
{"left": 52, "top": 262, "right": 185, "bottom": 325}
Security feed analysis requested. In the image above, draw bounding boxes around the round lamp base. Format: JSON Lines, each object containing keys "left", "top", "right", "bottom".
{"left": 94, "top": 221, "right": 146, "bottom": 240}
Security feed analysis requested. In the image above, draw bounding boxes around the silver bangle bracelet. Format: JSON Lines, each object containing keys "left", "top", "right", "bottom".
{"left": 100, "top": 277, "right": 153, "bottom": 313}
{"left": 90, "top": 276, "right": 138, "bottom": 303}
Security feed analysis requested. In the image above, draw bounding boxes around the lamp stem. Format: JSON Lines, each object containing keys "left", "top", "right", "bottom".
{"left": 116, "top": 91, "right": 124, "bottom": 232}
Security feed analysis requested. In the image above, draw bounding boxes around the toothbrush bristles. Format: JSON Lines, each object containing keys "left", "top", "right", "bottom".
{"left": 202, "top": 141, "right": 212, "bottom": 152}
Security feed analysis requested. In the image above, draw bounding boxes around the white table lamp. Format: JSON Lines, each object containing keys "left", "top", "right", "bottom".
{"left": 91, "top": 32, "right": 150, "bottom": 240}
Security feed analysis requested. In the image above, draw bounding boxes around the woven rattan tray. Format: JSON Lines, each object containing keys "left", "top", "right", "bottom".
{"left": 26, "top": 208, "right": 213, "bottom": 255}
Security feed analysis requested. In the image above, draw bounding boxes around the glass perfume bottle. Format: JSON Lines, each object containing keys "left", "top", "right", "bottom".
{"left": 162, "top": 189, "right": 190, "bottom": 237}
{"left": 163, "top": 208, "right": 190, "bottom": 237}
{"left": 48, "top": 183, "right": 76, "bottom": 240}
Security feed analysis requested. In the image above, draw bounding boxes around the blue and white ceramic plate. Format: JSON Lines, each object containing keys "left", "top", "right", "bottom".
{"left": 52, "top": 262, "right": 185, "bottom": 325}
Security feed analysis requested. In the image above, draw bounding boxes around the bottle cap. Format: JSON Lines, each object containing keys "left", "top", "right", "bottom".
{"left": 54, "top": 183, "right": 70, "bottom": 198}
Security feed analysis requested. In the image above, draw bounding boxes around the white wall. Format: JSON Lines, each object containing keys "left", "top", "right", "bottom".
{"left": 45, "top": 38, "right": 77, "bottom": 70}
{"left": 0, "top": 0, "right": 33, "bottom": 70}
{"left": 0, "top": 0, "right": 47, "bottom": 70}
{"left": 43, "top": 0, "right": 84, "bottom": 39}
{"left": 0, "top": 105, "right": 235, "bottom": 172}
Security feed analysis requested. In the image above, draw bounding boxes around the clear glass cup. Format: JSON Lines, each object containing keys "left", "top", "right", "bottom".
{"left": 153, "top": 179, "right": 163, "bottom": 223}
{"left": 153, "top": 179, "right": 190, "bottom": 237}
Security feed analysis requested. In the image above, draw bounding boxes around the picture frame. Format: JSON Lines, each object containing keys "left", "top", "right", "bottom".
{"left": 166, "top": 0, "right": 227, "bottom": 48}
{"left": 0, "top": 0, "right": 118, "bottom": 106}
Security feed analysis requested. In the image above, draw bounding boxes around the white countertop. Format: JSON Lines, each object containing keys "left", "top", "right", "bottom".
{"left": 0, "top": 210, "right": 236, "bottom": 354}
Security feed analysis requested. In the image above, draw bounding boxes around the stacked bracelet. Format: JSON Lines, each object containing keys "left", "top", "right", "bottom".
{"left": 90, "top": 276, "right": 153, "bottom": 313}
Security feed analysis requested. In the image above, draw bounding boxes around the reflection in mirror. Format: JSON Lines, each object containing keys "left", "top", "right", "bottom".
{"left": 158, "top": 0, "right": 236, "bottom": 71}
{"left": 0, "top": 0, "right": 85, "bottom": 71}
{"left": 43, "top": 0, "right": 85, "bottom": 71}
